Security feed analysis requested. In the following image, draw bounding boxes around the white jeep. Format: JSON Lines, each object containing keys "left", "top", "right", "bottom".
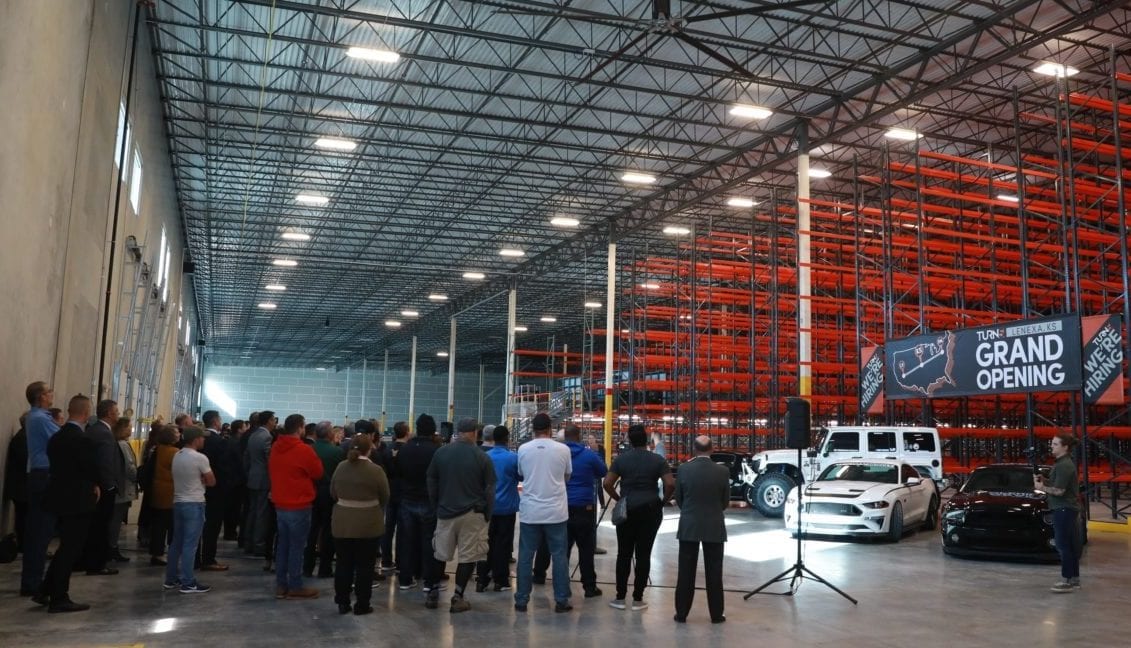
{"left": 744, "top": 426, "right": 945, "bottom": 517}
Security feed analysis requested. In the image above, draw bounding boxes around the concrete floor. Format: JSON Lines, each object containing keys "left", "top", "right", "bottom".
{"left": 2, "top": 508, "right": 1130, "bottom": 648}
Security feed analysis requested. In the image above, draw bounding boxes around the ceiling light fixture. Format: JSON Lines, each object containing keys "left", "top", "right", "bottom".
{"left": 513, "top": 325, "right": 528, "bottom": 332}
{"left": 315, "top": 367, "right": 326, "bottom": 371}
{"left": 265, "top": 284, "right": 287, "bottom": 291}
{"left": 272, "top": 259, "right": 298, "bottom": 267}
{"left": 584, "top": 301, "right": 601, "bottom": 309}
{"left": 729, "top": 103, "right": 773, "bottom": 119}
{"left": 1033, "top": 62, "right": 1079, "bottom": 77}
{"left": 726, "top": 197, "right": 758, "bottom": 208}
{"left": 294, "top": 194, "right": 329, "bottom": 205}
{"left": 257, "top": 302, "right": 277, "bottom": 310}
{"left": 621, "top": 171, "right": 657, "bottom": 185}
{"left": 884, "top": 127, "right": 921, "bottom": 141}
{"left": 462, "top": 272, "right": 485, "bottom": 280}
{"left": 640, "top": 282, "right": 660, "bottom": 290}
{"left": 436, "top": 351, "right": 449, "bottom": 358}
{"left": 346, "top": 46, "right": 401, "bottom": 63}
{"left": 808, "top": 168, "right": 832, "bottom": 179}
{"left": 997, "top": 194, "right": 1020, "bottom": 203}
{"left": 663, "top": 225, "right": 691, "bottom": 236}
{"left": 428, "top": 293, "right": 448, "bottom": 301}
{"left": 384, "top": 320, "right": 401, "bottom": 328}
{"left": 313, "top": 137, "right": 357, "bottom": 151}
{"left": 401, "top": 309, "right": 419, "bottom": 317}
{"left": 499, "top": 248, "right": 525, "bottom": 257}
{"left": 280, "top": 231, "right": 311, "bottom": 241}
{"left": 540, "top": 316, "right": 557, "bottom": 323}
{"left": 550, "top": 216, "right": 580, "bottom": 227}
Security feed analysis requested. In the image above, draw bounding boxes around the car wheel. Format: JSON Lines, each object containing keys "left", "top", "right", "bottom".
{"left": 922, "top": 495, "right": 939, "bottom": 531}
{"left": 886, "top": 502, "right": 904, "bottom": 542}
{"left": 752, "top": 474, "right": 794, "bottom": 518}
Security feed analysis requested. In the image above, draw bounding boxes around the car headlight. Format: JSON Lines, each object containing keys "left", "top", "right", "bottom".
{"left": 944, "top": 509, "right": 965, "bottom": 524}
{"left": 861, "top": 501, "right": 889, "bottom": 509}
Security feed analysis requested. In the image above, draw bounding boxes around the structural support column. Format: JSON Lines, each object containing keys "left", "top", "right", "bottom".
{"left": 344, "top": 366, "right": 351, "bottom": 422}
{"left": 478, "top": 361, "right": 485, "bottom": 423}
{"left": 604, "top": 239, "right": 617, "bottom": 466}
{"left": 504, "top": 287, "right": 517, "bottom": 428}
{"left": 797, "top": 126, "right": 813, "bottom": 400}
{"left": 380, "top": 349, "right": 389, "bottom": 433}
{"left": 447, "top": 316, "right": 457, "bottom": 423}
{"left": 360, "top": 358, "right": 367, "bottom": 419}
{"left": 408, "top": 336, "right": 418, "bottom": 434}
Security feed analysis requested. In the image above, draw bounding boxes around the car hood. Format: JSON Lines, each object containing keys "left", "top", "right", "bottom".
{"left": 801, "top": 481, "right": 895, "bottom": 499}
{"left": 949, "top": 490, "right": 1048, "bottom": 509}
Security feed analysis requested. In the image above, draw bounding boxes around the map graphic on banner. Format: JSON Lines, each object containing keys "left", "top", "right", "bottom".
{"left": 884, "top": 314, "right": 1083, "bottom": 400}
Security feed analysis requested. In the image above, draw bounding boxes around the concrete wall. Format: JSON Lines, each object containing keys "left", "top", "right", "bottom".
{"left": 201, "top": 365, "right": 508, "bottom": 430}
{"left": 0, "top": 1, "right": 194, "bottom": 527}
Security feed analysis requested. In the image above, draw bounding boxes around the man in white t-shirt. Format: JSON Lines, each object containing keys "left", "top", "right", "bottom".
{"left": 514, "top": 413, "right": 572, "bottom": 613}
{"left": 165, "top": 426, "right": 215, "bottom": 594}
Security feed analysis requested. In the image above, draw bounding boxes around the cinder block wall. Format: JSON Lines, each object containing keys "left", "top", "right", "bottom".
{"left": 201, "top": 365, "right": 507, "bottom": 429}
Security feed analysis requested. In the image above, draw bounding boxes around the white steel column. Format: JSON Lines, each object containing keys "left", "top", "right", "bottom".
{"left": 798, "top": 134, "right": 813, "bottom": 399}
{"left": 504, "top": 287, "right": 517, "bottom": 427}
{"left": 380, "top": 349, "right": 389, "bottom": 433}
{"left": 603, "top": 240, "right": 617, "bottom": 466}
{"left": 408, "top": 336, "right": 418, "bottom": 433}
{"left": 447, "top": 317, "right": 457, "bottom": 422}
{"left": 478, "top": 362, "right": 485, "bottom": 423}
{"left": 344, "top": 366, "right": 351, "bottom": 422}
{"left": 360, "top": 358, "right": 367, "bottom": 419}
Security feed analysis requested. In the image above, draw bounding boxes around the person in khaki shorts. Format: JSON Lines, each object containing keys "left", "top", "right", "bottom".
{"left": 426, "top": 418, "right": 496, "bottom": 613}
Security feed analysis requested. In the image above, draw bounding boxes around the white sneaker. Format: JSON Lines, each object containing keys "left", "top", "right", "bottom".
{"left": 1050, "top": 581, "right": 1074, "bottom": 593}
{"left": 609, "top": 599, "right": 626, "bottom": 610}
{"left": 631, "top": 600, "right": 648, "bottom": 611}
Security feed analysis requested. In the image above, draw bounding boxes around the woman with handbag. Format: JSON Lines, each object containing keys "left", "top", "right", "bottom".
{"left": 603, "top": 424, "right": 674, "bottom": 612}
{"left": 330, "top": 434, "right": 390, "bottom": 615}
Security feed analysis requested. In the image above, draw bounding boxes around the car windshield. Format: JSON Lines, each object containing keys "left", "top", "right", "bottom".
{"left": 817, "top": 463, "right": 898, "bottom": 484}
{"left": 963, "top": 468, "right": 1038, "bottom": 493}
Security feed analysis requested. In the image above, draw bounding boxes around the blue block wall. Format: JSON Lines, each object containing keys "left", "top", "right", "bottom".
{"left": 200, "top": 365, "right": 508, "bottom": 428}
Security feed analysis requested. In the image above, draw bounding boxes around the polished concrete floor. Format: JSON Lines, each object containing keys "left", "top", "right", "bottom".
{"left": 2, "top": 506, "right": 1130, "bottom": 648}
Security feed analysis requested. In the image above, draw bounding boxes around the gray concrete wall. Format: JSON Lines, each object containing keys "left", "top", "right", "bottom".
{"left": 0, "top": 1, "right": 194, "bottom": 529}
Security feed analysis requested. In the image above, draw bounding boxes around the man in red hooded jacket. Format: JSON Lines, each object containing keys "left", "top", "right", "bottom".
{"left": 269, "top": 414, "right": 323, "bottom": 599}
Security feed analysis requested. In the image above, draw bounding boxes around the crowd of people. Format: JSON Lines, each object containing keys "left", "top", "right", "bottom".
{"left": 3, "top": 380, "right": 733, "bottom": 623}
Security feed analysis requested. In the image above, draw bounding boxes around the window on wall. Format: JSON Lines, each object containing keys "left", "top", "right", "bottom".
{"left": 130, "top": 150, "right": 143, "bottom": 214}
{"left": 156, "top": 228, "right": 167, "bottom": 284}
{"left": 114, "top": 102, "right": 128, "bottom": 167}
{"left": 185, "top": 322, "right": 191, "bottom": 347}
{"left": 162, "top": 246, "right": 170, "bottom": 303}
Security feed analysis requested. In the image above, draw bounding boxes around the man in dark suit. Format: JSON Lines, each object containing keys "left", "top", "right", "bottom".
{"left": 80, "top": 399, "right": 121, "bottom": 575}
{"left": 37, "top": 394, "right": 101, "bottom": 613}
{"left": 673, "top": 435, "right": 730, "bottom": 624}
{"left": 198, "top": 410, "right": 238, "bottom": 571}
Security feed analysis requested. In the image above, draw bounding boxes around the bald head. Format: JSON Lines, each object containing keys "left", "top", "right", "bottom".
{"left": 692, "top": 435, "right": 712, "bottom": 455}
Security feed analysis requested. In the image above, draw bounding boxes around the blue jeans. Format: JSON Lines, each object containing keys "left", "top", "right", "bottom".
{"left": 276, "top": 508, "right": 312, "bottom": 591}
{"left": 1052, "top": 508, "right": 1082, "bottom": 580}
{"left": 21, "top": 470, "right": 55, "bottom": 593}
{"left": 515, "top": 521, "right": 571, "bottom": 605}
{"left": 166, "top": 502, "right": 206, "bottom": 587}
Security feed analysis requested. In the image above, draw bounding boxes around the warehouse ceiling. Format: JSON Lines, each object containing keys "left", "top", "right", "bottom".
{"left": 148, "top": 0, "right": 1130, "bottom": 368}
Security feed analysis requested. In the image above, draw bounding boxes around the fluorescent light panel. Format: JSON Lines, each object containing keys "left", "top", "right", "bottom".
{"left": 280, "top": 231, "right": 311, "bottom": 241}
{"left": 428, "top": 294, "right": 448, "bottom": 301}
{"left": 730, "top": 104, "right": 773, "bottom": 119}
{"left": 513, "top": 325, "right": 528, "bottom": 332}
{"left": 640, "top": 282, "right": 660, "bottom": 290}
{"left": 808, "top": 168, "right": 832, "bottom": 179}
{"left": 314, "top": 137, "right": 357, "bottom": 151}
{"left": 437, "top": 351, "right": 449, "bottom": 357}
{"left": 294, "top": 194, "right": 329, "bottom": 205}
{"left": 265, "top": 284, "right": 286, "bottom": 291}
{"left": 257, "top": 302, "right": 277, "bottom": 310}
{"left": 621, "top": 171, "right": 656, "bottom": 184}
{"left": 884, "top": 127, "right": 921, "bottom": 141}
{"left": 998, "top": 194, "right": 1020, "bottom": 203}
{"left": 499, "top": 248, "right": 525, "bottom": 257}
{"left": 726, "top": 197, "right": 757, "bottom": 208}
{"left": 384, "top": 320, "right": 401, "bottom": 328}
{"left": 540, "top": 316, "right": 557, "bottom": 323}
{"left": 550, "top": 216, "right": 580, "bottom": 227}
{"left": 1033, "top": 62, "right": 1079, "bottom": 77}
{"left": 346, "top": 46, "right": 401, "bottom": 63}
{"left": 401, "top": 310, "right": 419, "bottom": 317}
{"left": 584, "top": 301, "right": 602, "bottom": 309}
{"left": 663, "top": 226, "right": 690, "bottom": 236}
{"left": 272, "top": 259, "right": 298, "bottom": 267}
{"left": 463, "top": 272, "right": 485, "bottom": 280}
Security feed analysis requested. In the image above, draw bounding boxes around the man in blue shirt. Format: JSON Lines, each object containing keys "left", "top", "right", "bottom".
{"left": 532, "top": 424, "right": 607, "bottom": 598}
{"left": 21, "top": 381, "right": 60, "bottom": 596}
{"left": 476, "top": 425, "right": 519, "bottom": 592}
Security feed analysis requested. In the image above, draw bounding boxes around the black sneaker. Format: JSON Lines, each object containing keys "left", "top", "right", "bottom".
{"left": 514, "top": 602, "right": 527, "bottom": 612}
{"left": 450, "top": 596, "right": 471, "bottom": 613}
{"left": 475, "top": 583, "right": 487, "bottom": 593}
{"left": 179, "top": 582, "right": 212, "bottom": 594}
{"left": 531, "top": 575, "right": 546, "bottom": 585}
{"left": 424, "top": 594, "right": 439, "bottom": 609}
{"left": 554, "top": 601, "right": 573, "bottom": 613}
{"left": 584, "top": 587, "right": 603, "bottom": 598}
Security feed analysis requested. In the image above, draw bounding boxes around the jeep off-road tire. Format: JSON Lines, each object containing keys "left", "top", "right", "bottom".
{"left": 751, "top": 474, "right": 795, "bottom": 518}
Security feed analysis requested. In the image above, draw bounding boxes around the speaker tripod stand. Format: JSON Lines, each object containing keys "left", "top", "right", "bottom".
{"left": 744, "top": 447, "right": 857, "bottom": 604}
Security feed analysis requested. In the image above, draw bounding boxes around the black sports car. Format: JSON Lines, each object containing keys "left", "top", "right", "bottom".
{"left": 941, "top": 464, "right": 1087, "bottom": 561}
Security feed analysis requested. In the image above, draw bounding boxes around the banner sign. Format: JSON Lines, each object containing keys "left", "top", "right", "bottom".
{"left": 1082, "top": 314, "right": 1124, "bottom": 405}
{"left": 884, "top": 314, "right": 1082, "bottom": 400}
{"left": 858, "top": 346, "right": 885, "bottom": 414}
